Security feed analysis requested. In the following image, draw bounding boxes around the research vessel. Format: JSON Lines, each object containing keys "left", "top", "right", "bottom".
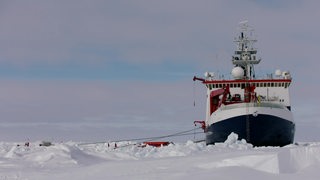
{"left": 193, "top": 22, "right": 295, "bottom": 146}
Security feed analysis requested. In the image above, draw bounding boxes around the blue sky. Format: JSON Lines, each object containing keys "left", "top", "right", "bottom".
{"left": 0, "top": 0, "right": 319, "bottom": 142}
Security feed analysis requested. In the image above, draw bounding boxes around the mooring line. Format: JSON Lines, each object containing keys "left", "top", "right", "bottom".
{"left": 78, "top": 127, "right": 203, "bottom": 146}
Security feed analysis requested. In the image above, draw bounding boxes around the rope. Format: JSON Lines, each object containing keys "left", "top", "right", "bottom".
{"left": 78, "top": 127, "right": 203, "bottom": 146}
{"left": 115, "top": 131, "right": 204, "bottom": 149}
{"left": 193, "top": 80, "right": 196, "bottom": 107}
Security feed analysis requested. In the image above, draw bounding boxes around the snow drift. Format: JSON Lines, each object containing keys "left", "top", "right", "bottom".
{"left": 0, "top": 134, "right": 320, "bottom": 179}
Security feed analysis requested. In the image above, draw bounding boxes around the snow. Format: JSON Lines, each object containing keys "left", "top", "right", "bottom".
{"left": 0, "top": 134, "right": 320, "bottom": 179}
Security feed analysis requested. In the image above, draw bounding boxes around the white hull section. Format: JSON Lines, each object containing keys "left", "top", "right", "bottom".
{"left": 207, "top": 103, "right": 294, "bottom": 126}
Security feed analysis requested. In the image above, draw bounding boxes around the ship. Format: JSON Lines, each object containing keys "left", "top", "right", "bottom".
{"left": 193, "top": 21, "right": 295, "bottom": 146}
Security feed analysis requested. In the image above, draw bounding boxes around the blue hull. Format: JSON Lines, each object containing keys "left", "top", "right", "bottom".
{"left": 206, "top": 114, "right": 295, "bottom": 146}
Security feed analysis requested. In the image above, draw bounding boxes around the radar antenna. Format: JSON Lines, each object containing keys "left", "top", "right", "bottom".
{"left": 232, "top": 21, "right": 261, "bottom": 80}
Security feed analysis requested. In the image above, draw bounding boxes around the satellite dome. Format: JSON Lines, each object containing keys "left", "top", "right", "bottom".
{"left": 275, "top": 69, "right": 282, "bottom": 77}
{"left": 231, "top": 67, "right": 244, "bottom": 79}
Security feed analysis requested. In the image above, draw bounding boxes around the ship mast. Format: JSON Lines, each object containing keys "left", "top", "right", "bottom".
{"left": 232, "top": 21, "right": 261, "bottom": 80}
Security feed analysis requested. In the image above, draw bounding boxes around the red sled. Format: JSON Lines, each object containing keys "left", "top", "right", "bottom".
{"left": 143, "top": 141, "right": 170, "bottom": 147}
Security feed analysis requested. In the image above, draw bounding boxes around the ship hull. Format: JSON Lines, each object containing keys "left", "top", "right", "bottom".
{"left": 206, "top": 114, "right": 295, "bottom": 146}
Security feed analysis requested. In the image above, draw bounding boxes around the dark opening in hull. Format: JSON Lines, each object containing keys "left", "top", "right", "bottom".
{"left": 206, "top": 114, "right": 295, "bottom": 147}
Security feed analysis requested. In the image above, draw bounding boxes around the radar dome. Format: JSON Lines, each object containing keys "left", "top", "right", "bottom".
{"left": 232, "top": 67, "right": 244, "bottom": 79}
{"left": 275, "top": 69, "right": 282, "bottom": 77}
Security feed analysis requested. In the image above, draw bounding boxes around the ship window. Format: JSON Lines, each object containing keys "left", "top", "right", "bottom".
{"left": 284, "top": 83, "right": 288, "bottom": 88}
{"left": 219, "top": 84, "right": 222, "bottom": 88}
{"left": 282, "top": 83, "right": 284, "bottom": 87}
{"left": 271, "top": 83, "right": 274, "bottom": 87}
{"left": 275, "top": 83, "right": 278, "bottom": 87}
{"left": 230, "top": 84, "right": 233, "bottom": 88}
{"left": 267, "top": 83, "right": 270, "bottom": 87}
{"left": 263, "top": 83, "right": 267, "bottom": 87}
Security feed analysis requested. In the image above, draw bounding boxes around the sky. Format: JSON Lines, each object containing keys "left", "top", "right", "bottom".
{"left": 0, "top": 0, "right": 319, "bottom": 142}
